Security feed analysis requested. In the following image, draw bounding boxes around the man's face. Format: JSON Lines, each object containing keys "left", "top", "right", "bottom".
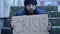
{"left": 25, "top": 4, "right": 36, "bottom": 13}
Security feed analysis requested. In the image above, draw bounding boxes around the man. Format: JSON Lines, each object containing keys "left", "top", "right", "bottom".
{"left": 11, "top": 0, "right": 51, "bottom": 32}
{"left": 16, "top": 0, "right": 45, "bottom": 16}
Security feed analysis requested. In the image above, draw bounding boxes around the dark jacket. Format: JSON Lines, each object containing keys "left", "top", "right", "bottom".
{"left": 16, "top": 8, "right": 45, "bottom": 16}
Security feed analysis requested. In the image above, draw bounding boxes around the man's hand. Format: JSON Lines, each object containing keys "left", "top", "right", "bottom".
{"left": 11, "top": 21, "right": 15, "bottom": 29}
{"left": 48, "top": 23, "right": 52, "bottom": 32}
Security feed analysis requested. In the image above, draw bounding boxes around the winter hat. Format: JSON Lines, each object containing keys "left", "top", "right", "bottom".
{"left": 24, "top": 0, "right": 37, "bottom": 6}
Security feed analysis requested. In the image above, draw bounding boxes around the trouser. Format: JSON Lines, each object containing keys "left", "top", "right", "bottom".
{"left": 0, "top": 19, "right": 4, "bottom": 34}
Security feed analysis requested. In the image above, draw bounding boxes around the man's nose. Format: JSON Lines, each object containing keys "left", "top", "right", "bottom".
{"left": 30, "top": 5, "right": 33, "bottom": 9}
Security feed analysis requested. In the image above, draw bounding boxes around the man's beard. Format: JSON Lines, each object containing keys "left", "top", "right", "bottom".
{"left": 28, "top": 9, "right": 34, "bottom": 13}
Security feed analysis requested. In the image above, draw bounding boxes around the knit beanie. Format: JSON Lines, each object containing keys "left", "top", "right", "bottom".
{"left": 24, "top": 0, "right": 37, "bottom": 6}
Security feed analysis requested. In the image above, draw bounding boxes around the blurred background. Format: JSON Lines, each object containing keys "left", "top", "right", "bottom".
{"left": 0, "top": 0, "right": 60, "bottom": 34}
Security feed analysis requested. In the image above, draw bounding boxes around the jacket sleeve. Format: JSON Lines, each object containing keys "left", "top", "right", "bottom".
{"left": 15, "top": 9, "right": 24, "bottom": 16}
{"left": 36, "top": 8, "right": 46, "bottom": 14}
{"left": 39, "top": 10, "right": 46, "bottom": 14}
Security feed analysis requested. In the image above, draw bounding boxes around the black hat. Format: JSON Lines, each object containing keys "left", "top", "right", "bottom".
{"left": 24, "top": 0, "right": 37, "bottom": 6}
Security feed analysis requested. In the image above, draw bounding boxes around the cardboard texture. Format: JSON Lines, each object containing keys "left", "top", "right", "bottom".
{"left": 12, "top": 14, "right": 49, "bottom": 34}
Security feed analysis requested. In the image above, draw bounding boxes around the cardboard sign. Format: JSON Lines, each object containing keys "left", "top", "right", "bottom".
{"left": 12, "top": 14, "right": 49, "bottom": 34}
